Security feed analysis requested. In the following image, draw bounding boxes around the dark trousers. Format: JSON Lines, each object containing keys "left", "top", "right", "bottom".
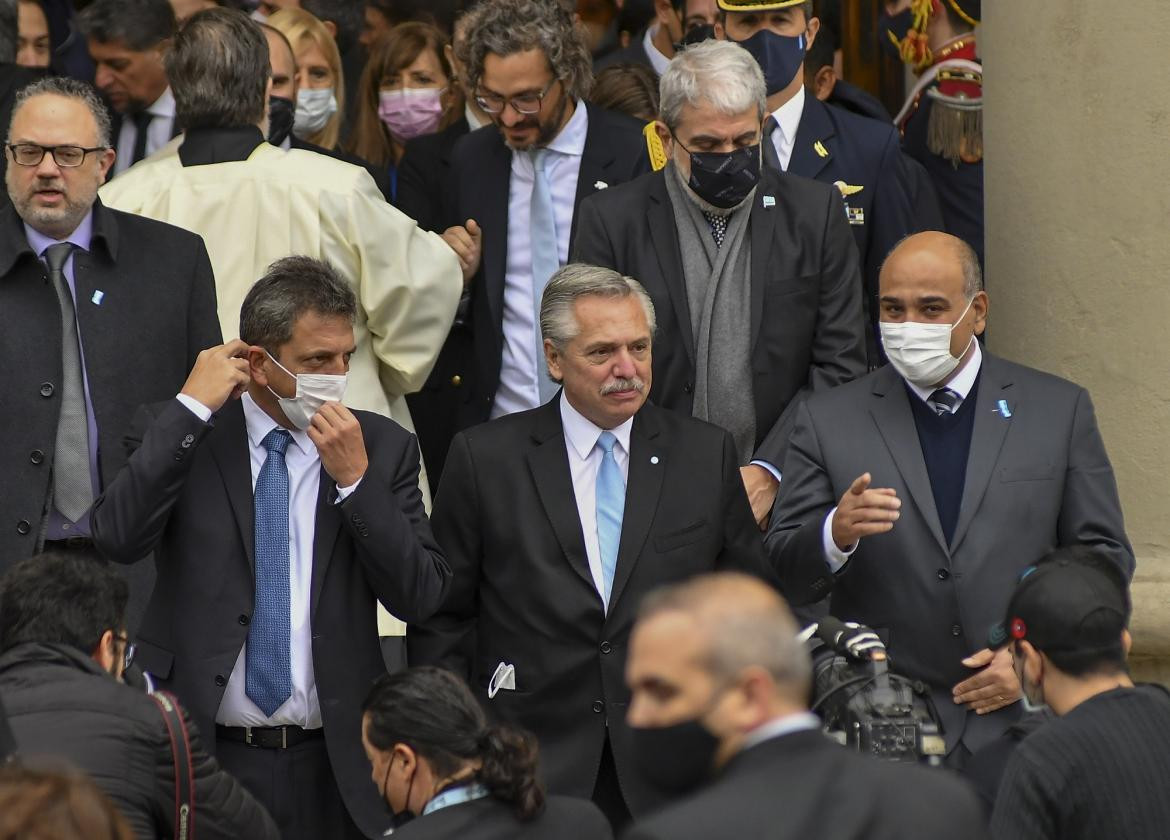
{"left": 592, "top": 735, "right": 632, "bottom": 835}
{"left": 216, "top": 734, "right": 365, "bottom": 840}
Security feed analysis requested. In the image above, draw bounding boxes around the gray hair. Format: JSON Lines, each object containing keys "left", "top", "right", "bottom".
{"left": 659, "top": 38, "right": 766, "bottom": 133}
{"left": 77, "top": 0, "right": 175, "bottom": 51}
{"left": 240, "top": 256, "right": 356, "bottom": 351}
{"left": 165, "top": 7, "right": 270, "bottom": 130}
{"left": 459, "top": 0, "right": 593, "bottom": 103}
{"left": 540, "top": 263, "right": 656, "bottom": 349}
{"left": 639, "top": 573, "right": 813, "bottom": 700}
{"left": 9, "top": 77, "right": 113, "bottom": 146}
{"left": 0, "top": 0, "right": 16, "bottom": 64}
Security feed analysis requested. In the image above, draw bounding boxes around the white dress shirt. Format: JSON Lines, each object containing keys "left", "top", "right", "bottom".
{"left": 113, "top": 86, "right": 176, "bottom": 175}
{"left": 175, "top": 392, "right": 359, "bottom": 728}
{"left": 739, "top": 711, "right": 822, "bottom": 752}
{"left": 768, "top": 85, "right": 806, "bottom": 172}
{"left": 560, "top": 393, "right": 632, "bottom": 613}
{"left": 822, "top": 341, "right": 984, "bottom": 571}
{"left": 491, "top": 101, "right": 589, "bottom": 419}
{"left": 642, "top": 25, "right": 672, "bottom": 77}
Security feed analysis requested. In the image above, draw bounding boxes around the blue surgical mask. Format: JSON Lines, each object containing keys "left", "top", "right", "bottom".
{"left": 729, "top": 29, "right": 807, "bottom": 96}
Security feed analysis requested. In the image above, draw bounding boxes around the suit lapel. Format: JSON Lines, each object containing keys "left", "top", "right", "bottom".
{"left": 950, "top": 354, "right": 1014, "bottom": 554}
{"left": 478, "top": 132, "right": 513, "bottom": 342}
{"left": 526, "top": 402, "right": 596, "bottom": 592}
{"left": 787, "top": 96, "right": 836, "bottom": 181}
{"left": 206, "top": 401, "right": 257, "bottom": 577}
{"left": 608, "top": 407, "right": 665, "bottom": 613}
{"left": 648, "top": 172, "right": 695, "bottom": 364}
{"left": 569, "top": 103, "right": 619, "bottom": 245}
{"left": 868, "top": 370, "right": 949, "bottom": 556}
{"left": 748, "top": 178, "right": 779, "bottom": 353}
{"left": 310, "top": 466, "right": 343, "bottom": 617}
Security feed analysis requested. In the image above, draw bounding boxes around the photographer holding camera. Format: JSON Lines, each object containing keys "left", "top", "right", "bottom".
{"left": 622, "top": 572, "right": 986, "bottom": 840}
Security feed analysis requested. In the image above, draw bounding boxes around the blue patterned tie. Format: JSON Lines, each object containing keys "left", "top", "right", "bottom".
{"left": 247, "top": 428, "right": 292, "bottom": 717}
{"left": 595, "top": 431, "right": 625, "bottom": 605}
{"left": 529, "top": 148, "right": 561, "bottom": 404}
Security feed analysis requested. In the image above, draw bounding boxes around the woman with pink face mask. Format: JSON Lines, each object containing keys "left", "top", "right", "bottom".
{"left": 349, "top": 22, "right": 462, "bottom": 202}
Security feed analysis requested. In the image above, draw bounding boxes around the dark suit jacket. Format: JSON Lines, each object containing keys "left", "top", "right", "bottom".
{"left": 622, "top": 729, "right": 989, "bottom": 840}
{"left": 593, "top": 33, "right": 653, "bottom": 75}
{"left": 0, "top": 64, "right": 47, "bottom": 209}
{"left": 572, "top": 167, "right": 867, "bottom": 472}
{"left": 393, "top": 793, "right": 613, "bottom": 840}
{"left": 397, "top": 117, "right": 471, "bottom": 233}
{"left": 91, "top": 398, "right": 452, "bottom": 839}
{"left": 289, "top": 135, "right": 394, "bottom": 203}
{"left": 408, "top": 398, "right": 766, "bottom": 816}
{"left": 445, "top": 103, "right": 652, "bottom": 429}
{"left": 0, "top": 199, "right": 221, "bottom": 589}
{"left": 765, "top": 353, "right": 1133, "bottom": 753}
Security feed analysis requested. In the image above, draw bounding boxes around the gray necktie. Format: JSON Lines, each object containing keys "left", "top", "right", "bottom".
{"left": 928, "top": 388, "right": 962, "bottom": 416}
{"left": 46, "top": 242, "right": 94, "bottom": 523}
{"left": 529, "top": 148, "right": 561, "bottom": 404}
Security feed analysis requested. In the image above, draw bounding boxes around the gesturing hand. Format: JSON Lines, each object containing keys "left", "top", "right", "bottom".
{"left": 953, "top": 647, "right": 1020, "bottom": 714}
{"left": 180, "top": 339, "right": 253, "bottom": 414}
{"left": 740, "top": 465, "right": 779, "bottom": 530}
{"left": 830, "top": 472, "right": 900, "bottom": 551}
{"left": 309, "top": 402, "right": 368, "bottom": 489}
{"left": 441, "top": 219, "right": 483, "bottom": 288}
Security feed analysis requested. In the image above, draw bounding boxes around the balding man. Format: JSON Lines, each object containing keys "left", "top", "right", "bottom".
{"left": 624, "top": 572, "right": 987, "bottom": 839}
{"left": 766, "top": 231, "right": 1133, "bottom": 767}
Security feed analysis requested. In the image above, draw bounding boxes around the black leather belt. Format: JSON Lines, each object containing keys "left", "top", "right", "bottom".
{"left": 216, "top": 724, "right": 324, "bottom": 749}
{"left": 44, "top": 537, "right": 94, "bottom": 550}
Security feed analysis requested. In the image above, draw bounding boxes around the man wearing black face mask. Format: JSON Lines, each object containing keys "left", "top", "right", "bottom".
{"left": 718, "top": 0, "right": 932, "bottom": 369}
{"left": 623, "top": 572, "right": 987, "bottom": 839}
{"left": 594, "top": 0, "right": 719, "bottom": 77}
{"left": 573, "top": 38, "right": 865, "bottom": 532}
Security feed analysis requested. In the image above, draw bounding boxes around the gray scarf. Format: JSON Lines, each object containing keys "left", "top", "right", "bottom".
{"left": 663, "top": 162, "right": 757, "bottom": 464}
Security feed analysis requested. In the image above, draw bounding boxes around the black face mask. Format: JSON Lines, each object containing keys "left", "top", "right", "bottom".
{"left": 879, "top": 8, "right": 914, "bottom": 61}
{"left": 630, "top": 714, "right": 722, "bottom": 794}
{"left": 674, "top": 23, "right": 716, "bottom": 51}
{"left": 383, "top": 758, "right": 416, "bottom": 829}
{"left": 677, "top": 137, "right": 761, "bottom": 210}
{"left": 267, "top": 95, "right": 296, "bottom": 146}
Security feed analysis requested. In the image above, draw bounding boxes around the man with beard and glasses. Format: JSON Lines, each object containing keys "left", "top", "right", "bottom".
{"left": 0, "top": 552, "right": 278, "bottom": 840}
{"left": 573, "top": 39, "right": 865, "bottom": 534}
{"left": 440, "top": 0, "right": 650, "bottom": 439}
{"left": 408, "top": 264, "right": 766, "bottom": 832}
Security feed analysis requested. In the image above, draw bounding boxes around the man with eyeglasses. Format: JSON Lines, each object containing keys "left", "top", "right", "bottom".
{"left": 441, "top": 0, "right": 650, "bottom": 442}
{"left": 0, "top": 551, "right": 280, "bottom": 839}
{"left": 0, "top": 75, "right": 221, "bottom": 631}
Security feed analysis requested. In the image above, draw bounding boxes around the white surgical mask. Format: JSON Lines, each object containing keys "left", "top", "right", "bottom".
{"left": 265, "top": 351, "right": 347, "bottom": 431}
{"left": 879, "top": 297, "right": 975, "bottom": 388}
{"left": 294, "top": 87, "right": 338, "bottom": 139}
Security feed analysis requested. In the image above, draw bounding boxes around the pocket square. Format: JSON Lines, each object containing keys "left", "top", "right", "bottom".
{"left": 488, "top": 661, "right": 516, "bottom": 699}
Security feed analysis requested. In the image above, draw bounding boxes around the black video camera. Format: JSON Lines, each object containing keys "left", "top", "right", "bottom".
{"left": 802, "top": 617, "right": 946, "bottom": 766}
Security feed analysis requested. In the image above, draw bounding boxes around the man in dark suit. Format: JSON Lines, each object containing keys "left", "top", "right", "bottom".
{"left": 91, "top": 257, "right": 452, "bottom": 840}
{"left": 0, "top": 0, "right": 47, "bottom": 210}
{"left": 717, "top": 0, "right": 927, "bottom": 366}
{"left": 623, "top": 572, "right": 989, "bottom": 840}
{"left": 441, "top": 0, "right": 651, "bottom": 446}
{"left": 409, "top": 264, "right": 766, "bottom": 830}
{"left": 766, "top": 231, "right": 1134, "bottom": 767}
{"left": 1, "top": 76, "right": 220, "bottom": 629}
{"left": 593, "top": 0, "right": 718, "bottom": 77}
{"left": 573, "top": 39, "right": 866, "bottom": 532}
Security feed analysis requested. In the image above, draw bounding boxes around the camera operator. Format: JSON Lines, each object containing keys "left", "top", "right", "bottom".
{"left": 622, "top": 572, "right": 986, "bottom": 840}
{"left": 989, "top": 546, "right": 1170, "bottom": 839}
{"left": 0, "top": 553, "right": 278, "bottom": 840}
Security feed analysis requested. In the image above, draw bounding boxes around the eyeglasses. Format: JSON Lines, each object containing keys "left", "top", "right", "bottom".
{"left": 112, "top": 633, "right": 137, "bottom": 671}
{"left": 474, "top": 79, "right": 557, "bottom": 115}
{"left": 6, "top": 143, "right": 108, "bottom": 167}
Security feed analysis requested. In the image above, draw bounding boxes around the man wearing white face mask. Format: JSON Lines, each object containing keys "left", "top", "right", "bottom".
{"left": 766, "top": 230, "right": 1133, "bottom": 771}
{"left": 92, "top": 256, "right": 452, "bottom": 840}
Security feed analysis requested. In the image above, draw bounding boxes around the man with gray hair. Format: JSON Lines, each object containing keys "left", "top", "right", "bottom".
{"left": 410, "top": 262, "right": 765, "bottom": 829}
{"left": 622, "top": 572, "right": 988, "bottom": 839}
{"left": 573, "top": 37, "right": 866, "bottom": 534}
{"left": 0, "top": 75, "right": 220, "bottom": 629}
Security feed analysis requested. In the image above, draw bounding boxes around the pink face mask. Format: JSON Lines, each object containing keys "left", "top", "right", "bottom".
{"left": 378, "top": 88, "right": 444, "bottom": 143}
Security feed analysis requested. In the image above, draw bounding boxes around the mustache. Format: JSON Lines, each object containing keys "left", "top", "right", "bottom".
{"left": 599, "top": 377, "right": 645, "bottom": 396}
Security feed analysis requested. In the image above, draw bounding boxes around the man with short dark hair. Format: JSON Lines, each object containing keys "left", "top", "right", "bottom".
{"left": 594, "top": 0, "right": 719, "bottom": 76}
{"left": 92, "top": 256, "right": 452, "bottom": 840}
{"left": 78, "top": 0, "right": 177, "bottom": 174}
{"left": 989, "top": 547, "right": 1170, "bottom": 840}
{"left": 0, "top": 552, "right": 279, "bottom": 839}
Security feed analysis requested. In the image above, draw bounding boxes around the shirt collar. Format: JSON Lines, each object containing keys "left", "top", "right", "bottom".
{"left": 905, "top": 338, "right": 983, "bottom": 403}
{"left": 544, "top": 98, "right": 589, "bottom": 158}
{"left": 643, "top": 24, "right": 672, "bottom": 77}
{"left": 769, "top": 84, "right": 806, "bottom": 144}
{"left": 464, "top": 103, "right": 487, "bottom": 132}
{"left": 149, "top": 86, "right": 175, "bottom": 119}
{"left": 739, "top": 711, "right": 822, "bottom": 752}
{"left": 241, "top": 391, "right": 314, "bottom": 457}
{"left": 24, "top": 208, "right": 94, "bottom": 256}
{"left": 559, "top": 391, "right": 633, "bottom": 461}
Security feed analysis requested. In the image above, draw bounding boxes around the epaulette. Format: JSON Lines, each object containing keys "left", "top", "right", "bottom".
{"left": 926, "top": 64, "right": 983, "bottom": 166}
{"left": 644, "top": 122, "right": 667, "bottom": 171}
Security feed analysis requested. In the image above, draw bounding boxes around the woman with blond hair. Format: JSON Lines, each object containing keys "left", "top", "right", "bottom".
{"left": 268, "top": 7, "right": 345, "bottom": 151}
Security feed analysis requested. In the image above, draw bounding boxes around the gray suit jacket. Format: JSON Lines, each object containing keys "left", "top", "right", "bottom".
{"left": 765, "top": 351, "right": 1133, "bottom": 753}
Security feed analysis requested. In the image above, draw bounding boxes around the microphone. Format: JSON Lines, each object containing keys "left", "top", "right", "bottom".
{"left": 815, "top": 616, "right": 887, "bottom": 662}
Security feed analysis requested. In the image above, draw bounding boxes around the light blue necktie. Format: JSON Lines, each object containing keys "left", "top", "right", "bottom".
{"left": 529, "top": 148, "right": 561, "bottom": 404}
{"left": 247, "top": 428, "right": 293, "bottom": 717}
{"left": 595, "top": 431, "right": 625, "bottom": 605}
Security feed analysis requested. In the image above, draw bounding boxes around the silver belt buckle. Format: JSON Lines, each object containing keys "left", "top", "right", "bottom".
{"left": 244, "top": 726, "right": 253, "bottom": 746}
{"left": 281, "top": 726, "right": 288, "bottom": 749}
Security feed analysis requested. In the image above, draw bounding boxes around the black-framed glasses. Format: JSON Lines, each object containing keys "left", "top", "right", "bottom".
{"left": 474, "top": 78, "right": 557, "bottom": 115}
{"left": 112, "top": 632, "right": 137, "bottom": 671}
{"left": 6, "top": 143, "right": 108, "bottom": 167}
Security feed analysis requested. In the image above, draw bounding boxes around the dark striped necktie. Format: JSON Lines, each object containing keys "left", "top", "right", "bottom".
{"left": 927, "top": 388, "right": 962, "bottom": 416}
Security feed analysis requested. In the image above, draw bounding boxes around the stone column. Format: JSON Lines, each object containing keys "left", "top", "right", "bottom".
{"left": 982, "top": 2, "right": 1170, "bottom": 682}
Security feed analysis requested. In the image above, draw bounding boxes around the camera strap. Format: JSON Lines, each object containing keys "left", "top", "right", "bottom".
{"left": 151, "top": 691, "right": 195, "bottom": 840}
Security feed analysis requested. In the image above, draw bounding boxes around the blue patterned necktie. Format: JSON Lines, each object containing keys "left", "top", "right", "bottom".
{"left": 529, "top": 148, "right": 561, "bottom": 404}
{"left": 247, "top": 428, "right": 293, "bottom": 717}
{"left": 928, "top": 388, "right": 962, "bottom": 416}
{"left": 595, "top": 431, "right": 626, "bottom": 605}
